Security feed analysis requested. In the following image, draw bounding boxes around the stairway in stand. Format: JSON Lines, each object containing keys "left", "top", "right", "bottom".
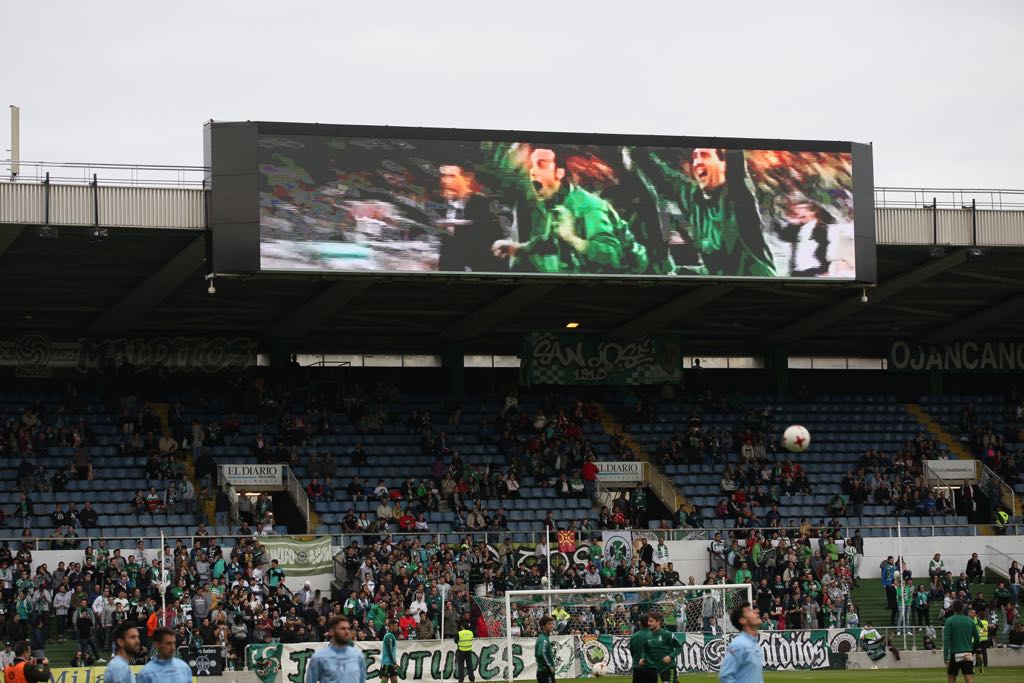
{"left": 598, "top": 405, "right": 683, "bottom": 515}
{"left": 904, "top": 403, "right": 1020, "bottom": 535}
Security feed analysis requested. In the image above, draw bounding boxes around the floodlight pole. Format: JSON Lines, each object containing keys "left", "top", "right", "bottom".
{"left": 504, "top": 591, "right": 513, "bottom": 683}
{"left": 9, "top": 105, "right": 19, "bottom": 179}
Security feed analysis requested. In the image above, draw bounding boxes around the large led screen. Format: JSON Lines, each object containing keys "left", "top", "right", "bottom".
{"left": 255, "top": 128, "right": 870, "bottom": 279}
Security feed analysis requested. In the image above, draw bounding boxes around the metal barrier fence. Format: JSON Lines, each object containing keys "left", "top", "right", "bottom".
{"left": 4, "top": 522, "right": 1014, "bottom": 550}
{"left": 873, "top": 187, "right": 1024, "bottom": 210}
{"left": 2, "top": 160, "right": 207, "bottom": 188}
{"left": 4, "top": 164, "right": 1023, "bottom": 209}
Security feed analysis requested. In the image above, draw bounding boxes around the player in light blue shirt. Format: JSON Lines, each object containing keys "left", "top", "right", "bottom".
{"left": 137, "top": 628, "right": 193, "bottom": 683}
{"left": 306, "top": 616, "right": 366, "bottom": 683}
{"left": 719, "top": 603, "right": 764, "bottom": 683}
{"left": 105, "top": 622, "right": 144, "bottom": 683}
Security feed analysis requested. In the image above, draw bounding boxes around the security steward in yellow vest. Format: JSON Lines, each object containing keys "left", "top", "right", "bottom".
{"left": 454, "top": 622, "right": 476, "bottom": 683}
{"left": 995, "top": 508, "right": 1009, "bottom": 535}
{"left": 974, "top": 611, "right": 990, "bottom": 672}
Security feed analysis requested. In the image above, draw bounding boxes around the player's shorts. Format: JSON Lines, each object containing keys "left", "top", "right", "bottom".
{"left": 537, "top": 671, "right": 555, "bottom": 683}
{"left": 632, "top": 669, "right": 658, "bottom": 683}
{"left": 657, "top": 669, "right": 677, "bottom": 683}
{"left": 381, "top": 665, "right": 398, "bottom": 678}
{"left": 947, "top": 657, "right": 974, "bottom": 676}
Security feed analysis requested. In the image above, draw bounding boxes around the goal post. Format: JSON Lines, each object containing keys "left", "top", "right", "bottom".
{"left": 483, "top": 583, "right": 754, "bottom": 682}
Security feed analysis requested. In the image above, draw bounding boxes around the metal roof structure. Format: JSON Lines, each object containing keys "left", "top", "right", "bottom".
{"left": 1, "top": 173, "right": 1023, "bottom": 356}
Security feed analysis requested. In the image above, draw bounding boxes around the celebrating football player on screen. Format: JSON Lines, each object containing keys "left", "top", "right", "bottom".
{"left": 491, "top": 145, "right": 646, "bottom": 275}
{"left": 637, "top": 147, "right": 776, "bottom": 277}
{"left": 436, "top": 164, "right": 508, "bottom": 273}
{"left": 774, "top": 193, "right": 832, "bottom": 277}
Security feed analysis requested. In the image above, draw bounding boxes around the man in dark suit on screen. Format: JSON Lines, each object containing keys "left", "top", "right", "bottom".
{"left": 437, "top": 164, "right": 508, "bottom": 273}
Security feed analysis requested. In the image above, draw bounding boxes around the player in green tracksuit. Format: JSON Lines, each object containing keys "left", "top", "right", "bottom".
{"left": 628, "top": 146, "right": 776, "bottom": 277}
{"left": 536, "top": 616, "right": 557, "bottom": 683}
{"left": 381, "top": 620, "right": 399, "bottom": 683}
{"left": 645, "top": 611, "right": 681, "bottom": 683}
{"left": 486, "top": 143, "right": 642, "bottom": 274}
{"left": 943, "top": 602, "right": 979, "bottom": 681}
{"left": 629, "top": 617, "right": 655, "bottom": 683}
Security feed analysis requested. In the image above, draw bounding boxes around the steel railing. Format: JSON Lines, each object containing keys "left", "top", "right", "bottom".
{"left": 977, "top": 461, "right": 1017, "bottom": 524}
{"left": 8, "top": 521, "right": 1014, "bottom": 551}
{"left": 873, "top": 187, "right": 1024, "bottom": 210}
{"left": 2, "top": 159, "right": 207, "bottom": 188}
{"left": 3, "top": 161, "right": 1024, "bottom": 208}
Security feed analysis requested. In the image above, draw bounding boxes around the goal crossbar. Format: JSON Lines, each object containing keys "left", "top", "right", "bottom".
{"left": 501, "top": 583, "right": 754, "bottom": 681}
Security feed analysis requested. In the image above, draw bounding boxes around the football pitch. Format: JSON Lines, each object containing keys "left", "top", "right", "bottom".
{"left": 545, "top": 670, "right": 1024, "bottom": 683}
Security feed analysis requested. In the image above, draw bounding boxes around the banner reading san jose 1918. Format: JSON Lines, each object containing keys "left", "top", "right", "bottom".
{"left": 520, "top": 333, "right": 682, "bottom": 385}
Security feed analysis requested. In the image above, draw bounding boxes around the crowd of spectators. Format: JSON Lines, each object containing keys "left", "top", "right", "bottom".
{"left": 648, "top": 391, "right": 779, "bottom": 468}
{"left": 710, "top": 521, "right": 863, "bottom": 630}
{"left": 960, "top": 398, "right": 1024, "bottom": 490}
{"left": 878, "top": 550, "right": 1024, "bottom": 645}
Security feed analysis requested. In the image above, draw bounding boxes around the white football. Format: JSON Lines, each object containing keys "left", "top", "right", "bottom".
{"left": 540, "top": 576, "right": 549, "bottom": 586}
{"left": 782, "top": 425, "right": 811, "bottom": 453}
{"left": 591, "top": 663, "right": 607, "bottom": 677}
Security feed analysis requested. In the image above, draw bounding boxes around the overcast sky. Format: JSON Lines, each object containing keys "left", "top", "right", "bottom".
{"left": 3, "top": 0, "right": 1022, "bottom": 187}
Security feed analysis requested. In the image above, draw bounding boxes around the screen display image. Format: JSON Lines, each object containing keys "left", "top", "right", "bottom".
{"left": 258, "top": 132, "right": 860, "bottom": 279}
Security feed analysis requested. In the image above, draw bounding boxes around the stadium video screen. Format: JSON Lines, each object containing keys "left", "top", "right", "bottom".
{"left": 254, "top": 127, "right": 871, "bottom": 280}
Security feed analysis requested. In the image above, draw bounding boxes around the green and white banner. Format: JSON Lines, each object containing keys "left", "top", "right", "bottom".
{"left": 260, "top": 535, "right": 333, "bottom": 577}
{"left": 520, "top": 334, "right": 683, "bottom": 385}
{"left": 579, "top": 630, "right": 862, "bottom": 674}
{"left": 247, "top": 636, "right": 576, "bottom": 683}
{"left": 247, "top": 630, "right": 864, "bottom": 682}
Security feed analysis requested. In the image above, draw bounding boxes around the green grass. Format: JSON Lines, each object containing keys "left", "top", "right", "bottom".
{"left": 573, "top": 671, "right": 1024, "bottom": 683}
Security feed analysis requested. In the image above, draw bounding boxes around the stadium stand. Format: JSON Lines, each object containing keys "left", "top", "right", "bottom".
{"left": 618, "top": 391, "right": 987, "bottom": 536}
{"left": 0, "top": 376, "right": 1021, "bottom": 668}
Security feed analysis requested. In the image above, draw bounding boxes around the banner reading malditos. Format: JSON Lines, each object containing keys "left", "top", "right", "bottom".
{"left": 521, "top": 333, "right": 682, "bottom": 385}
{"left": 579, "top": 630, "right": 860, "bottom": 674}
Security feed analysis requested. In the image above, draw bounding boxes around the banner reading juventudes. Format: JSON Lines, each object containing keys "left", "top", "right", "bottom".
{"left": 521, "top": 334, "right": 682, "bottom": 385}
{"left": 260, "top": 536, "right": 333, "bottom": 576}
{"left": 247, "top": 636, "right": 575, "bottom": 683}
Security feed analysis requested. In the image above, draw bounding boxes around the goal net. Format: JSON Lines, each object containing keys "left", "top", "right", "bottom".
{"left": 473, "top": 584, "right": 752, "bottom": 680}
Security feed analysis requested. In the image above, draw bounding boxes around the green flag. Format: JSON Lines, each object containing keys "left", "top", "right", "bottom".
{"left": 247, "top": 642, "right": 283, "bottom": 683}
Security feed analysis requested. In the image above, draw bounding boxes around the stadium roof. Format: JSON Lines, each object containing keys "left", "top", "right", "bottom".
{"left": 2, "top": 229, "right": 1024, "bottom": 356}
{"left": 1, "top": 177, "right": 1024, "bottom": 356}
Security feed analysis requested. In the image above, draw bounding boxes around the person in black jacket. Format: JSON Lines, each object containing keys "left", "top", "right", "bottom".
{"left": 30, "top": 621, "right": 47, "bottom": 660}
{"left": 437, "top": 164, "right": 508, "bottom": 273}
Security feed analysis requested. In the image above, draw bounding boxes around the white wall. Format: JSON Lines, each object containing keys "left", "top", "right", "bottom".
{"left": 664, "top": 540, "right": 718, "bottom": 582}
{"left": 665, "top": 536, "right": 1024, "bottom": 582}
{"left": 860, "top": 535, "right": 1024, "bottom": 580}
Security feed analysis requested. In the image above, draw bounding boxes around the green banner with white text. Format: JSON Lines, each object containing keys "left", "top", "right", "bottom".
{"left": 521, "top": 333, "right": 682, "bottom": 385}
